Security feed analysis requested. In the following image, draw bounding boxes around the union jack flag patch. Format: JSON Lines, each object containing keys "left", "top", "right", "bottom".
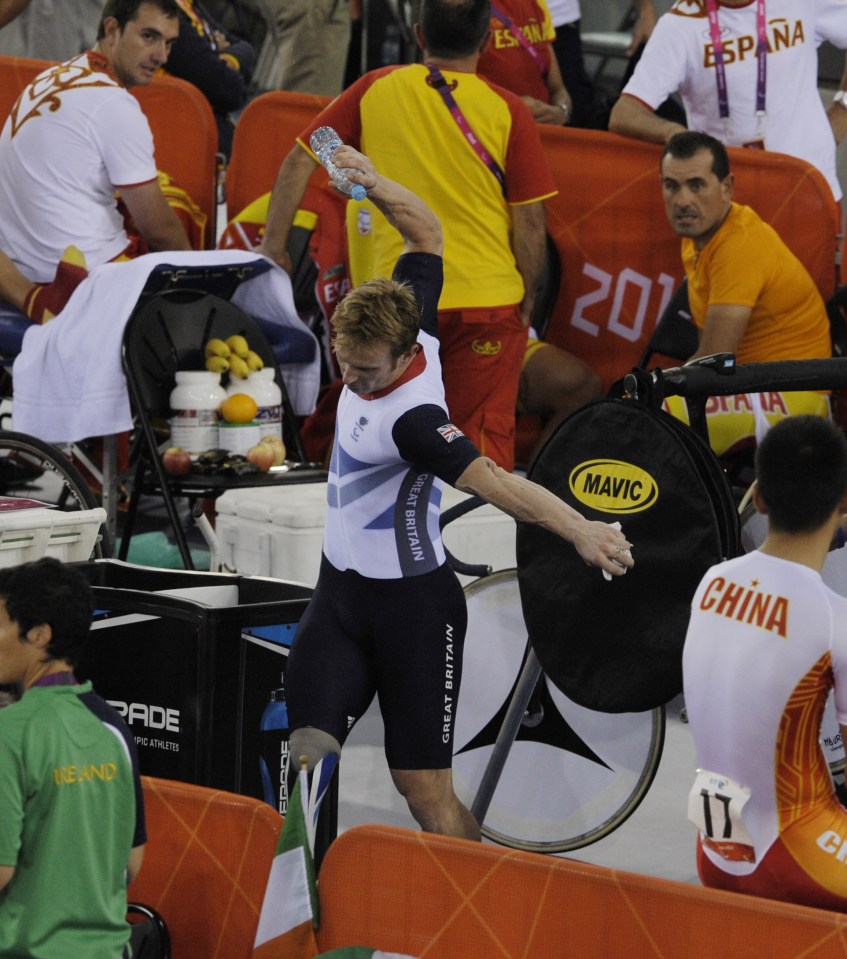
{"left": 437, "top": 423, "right": 464, "bottom": 443}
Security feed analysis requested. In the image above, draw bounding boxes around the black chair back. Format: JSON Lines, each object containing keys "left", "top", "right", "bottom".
{"left": 827, "top": 284, "right": 847, "bottom": 359}
{"left": 119, "top": 287, "right": 324, "bottom": 568}
{"left": 638, "top": 279, "right": 698, "bottom": 368}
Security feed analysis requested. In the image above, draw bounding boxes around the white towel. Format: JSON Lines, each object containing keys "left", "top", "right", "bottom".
{"left": 11, "top": 250, "right": 320, "bottom": 443}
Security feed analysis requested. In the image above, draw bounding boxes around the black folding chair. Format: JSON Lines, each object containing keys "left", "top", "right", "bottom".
{"left": 120, "top": 286, "right": 326, "bottom": 568}
{"left": 638, "top": 279, "right": 698, "bottom": 368}
{"left": 533, "top": 234, "right": 562, "bottom": 341}
{"left": 641, "top": 278, "right": 846, "bottom": 369}
{"left": 827, "top": 284, "right": 847, "bottom": 358}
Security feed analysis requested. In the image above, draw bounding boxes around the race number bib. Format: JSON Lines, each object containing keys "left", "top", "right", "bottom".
{"left": 688, "top": 769, "right": 755, "bottom": 861}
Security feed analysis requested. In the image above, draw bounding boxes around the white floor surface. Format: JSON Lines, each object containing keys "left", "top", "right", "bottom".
{"left": 333, "top": 547, "right": 847, "bottom": 887}
{"left": 337, "top": 689, "right": 700, "bottom": 884}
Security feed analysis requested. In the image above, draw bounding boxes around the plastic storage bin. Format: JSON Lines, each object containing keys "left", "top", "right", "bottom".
{"left": 0, "top": 506, "right": 105, "bottom": 567}
{"left": 215, "top": 483, "right": 516, "bottom": 585}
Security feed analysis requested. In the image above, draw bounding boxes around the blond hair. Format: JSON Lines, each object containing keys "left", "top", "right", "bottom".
{"left": 332, "top": 277, "right": 421, "bottom": 359}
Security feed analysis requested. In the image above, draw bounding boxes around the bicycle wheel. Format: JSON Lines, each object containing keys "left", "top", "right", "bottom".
{"left": 0, "top": 430, "right": 111, "bottom": 558}
{"left": 452, "top": 570, "right": 665, "bottom": 853}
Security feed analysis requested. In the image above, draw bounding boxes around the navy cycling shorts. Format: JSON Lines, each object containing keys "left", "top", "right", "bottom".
{"left": 286, "top": 556, "right": 468, "bottom": 770}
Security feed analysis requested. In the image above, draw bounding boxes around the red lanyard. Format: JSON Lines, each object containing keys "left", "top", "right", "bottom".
{"left": 490, "top": 2, "right": 549, "bottom": 79}
{"left": 705, "top": 0, "right": 767, "bottom": 133}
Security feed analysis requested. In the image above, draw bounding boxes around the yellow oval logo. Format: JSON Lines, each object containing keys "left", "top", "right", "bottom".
{"left": 569, "top": 459, "right": 659, "bottom": 514}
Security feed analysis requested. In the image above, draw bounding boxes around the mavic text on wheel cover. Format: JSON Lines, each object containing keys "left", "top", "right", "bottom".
{"left": 518, "top": 397, "right": 740, "bottom": 713}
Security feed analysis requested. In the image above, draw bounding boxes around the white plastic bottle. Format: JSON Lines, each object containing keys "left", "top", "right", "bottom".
{"left": 169, "top": 371, "right": 226, "bottom": 454}
{"left": 228, "top": 368, "right": 283, "bottom": 441}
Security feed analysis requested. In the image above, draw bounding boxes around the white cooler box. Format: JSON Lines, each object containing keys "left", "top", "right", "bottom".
{"left": 215, "top": 483, "right": 516, "bottom": 586}
{"left": 0, "top": 506, "right": 106, "bottom": 568}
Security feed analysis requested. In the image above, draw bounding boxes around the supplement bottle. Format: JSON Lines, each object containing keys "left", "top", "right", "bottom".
{"left": 169, "top": 371, "right": 226, "bottom": 454}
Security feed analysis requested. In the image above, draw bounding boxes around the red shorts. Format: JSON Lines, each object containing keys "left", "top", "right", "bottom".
{"left": 697, "top": 800, "right": 847, "bottom": 911}
{"left": 437, "top": 305, "right": 527, "bottom": 473}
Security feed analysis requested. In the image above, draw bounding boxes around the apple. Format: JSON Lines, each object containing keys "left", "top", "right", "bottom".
{"left": 246, "top": 443, "right": 275, "bottom": 472}
{"left": 259, "top": 434, "right": 286, "bottom": 466}
{"left": 162, "top": 446, "right": 191, "bottom": 476}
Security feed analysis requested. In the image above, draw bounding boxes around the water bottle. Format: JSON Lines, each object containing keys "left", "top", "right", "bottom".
{"left": 259, "top": 686, "right": 290, "bottom": 814}
{"left": 309, "top": 126, "right": 367, "bottom": 201}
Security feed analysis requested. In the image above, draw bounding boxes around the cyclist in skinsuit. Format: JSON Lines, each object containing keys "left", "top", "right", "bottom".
{"left": 683, "top": 415, "right": 847, "bottom": 909}
{"left": 284, "top": 145, "right": 634, "bottom": 840}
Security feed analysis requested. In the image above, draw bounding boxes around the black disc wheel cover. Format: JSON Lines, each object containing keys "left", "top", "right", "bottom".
{"left": 517, "top": 397, "right": 739, "bottom": 712}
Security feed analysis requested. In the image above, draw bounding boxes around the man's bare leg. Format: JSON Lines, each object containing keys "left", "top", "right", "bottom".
{"left": 391, "top": 767, "right": 481, "bottom": 840}
{"left": 520, "top": 342, "right": 602, "bottom": 469}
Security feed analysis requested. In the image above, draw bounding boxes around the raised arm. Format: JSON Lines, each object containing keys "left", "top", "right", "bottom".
{"left": 332, "top": 145, "right": 443, "bottom": 257}
{"left": 455, "top": 456, "right": 633, "bottom": 576}
{"left": 256, "top": 144, "right": 318, "bottom": 273}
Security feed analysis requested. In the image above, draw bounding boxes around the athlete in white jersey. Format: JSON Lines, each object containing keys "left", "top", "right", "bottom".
{"left": 0, "top": 51, "right": 159, "bottom": 283}
{"left": 683, "top": 415, "right": 847, "bottom": 909}
{"left": 610, "top": 0, "right": 847, "bottom": 201}
{"left": 323, "top": 260, "right": 454, "bottom": 579}
{"left": 284, "top": 146, "right": 634, "bottom": 841}
{"left": 0, "top": 0, "right": 190, "bottom": 322}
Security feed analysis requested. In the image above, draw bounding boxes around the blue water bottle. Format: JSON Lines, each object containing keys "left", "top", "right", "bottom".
{"left": 309, "top": 126, "right": 368, "bottom": 201}
{"left": 259, "top": 686, "right": 290, "bottom": 815}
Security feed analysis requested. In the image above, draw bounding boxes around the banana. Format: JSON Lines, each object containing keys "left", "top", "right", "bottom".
{"left": 225, "top": 334, "right": 250, "bottom": 359}
{"left": 229, "top": 355, "right": 250, "bottom": 379}
{"left": 245, "top": 350, "right": 264, "bottom": 371}
{"left": 205, "top": 355, "right": 230, "bottom": 374}
{"left": 205, "top": 337, "right": 231, "bottom": 358}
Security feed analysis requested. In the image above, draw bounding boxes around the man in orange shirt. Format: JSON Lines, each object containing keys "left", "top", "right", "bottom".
{"left": 660, "top": 131, "right": 830, "bottom": 455}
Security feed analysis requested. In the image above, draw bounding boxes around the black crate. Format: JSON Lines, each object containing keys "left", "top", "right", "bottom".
{"left": 74, "top": 560, "right": 311, "bottom": 807}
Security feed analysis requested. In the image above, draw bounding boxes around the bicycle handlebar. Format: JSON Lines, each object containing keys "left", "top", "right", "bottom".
{"left": 440, "top": 494, "right": 494, "bottom": 580}
{"left": 652, "top": 358, "right": 847, "bottom": 399}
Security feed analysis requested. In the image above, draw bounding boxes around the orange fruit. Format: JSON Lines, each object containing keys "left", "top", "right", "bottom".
{"left": 220, "top": 393, "right": 258, "bottom": 424}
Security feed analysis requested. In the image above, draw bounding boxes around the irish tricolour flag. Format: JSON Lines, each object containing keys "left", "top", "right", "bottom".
{"left": 252, "top": 768, "right": 319, "bottom": 959}
{"left": 252, "top": 760, "right": 418, "bottom": 959}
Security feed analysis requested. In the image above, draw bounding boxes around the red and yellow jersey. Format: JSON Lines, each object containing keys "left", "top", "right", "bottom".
{"left": 296, "top": 63, "right": 556, "bottom": 311}
{"left": 478, "top": 0, "right": 556, "bottom": 104}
